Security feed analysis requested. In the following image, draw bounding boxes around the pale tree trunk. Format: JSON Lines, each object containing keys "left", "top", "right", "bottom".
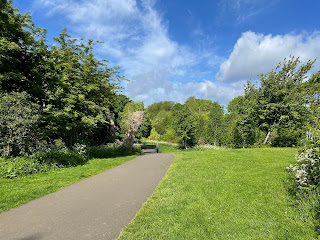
{"left": 106, "top": 112, "right": 116, "bottom": 142}
{"left": 263, "top": 130, "right": 271, "bottom": 145}
{"left": 123, "top": 111, "right": 145, "bottom": 150}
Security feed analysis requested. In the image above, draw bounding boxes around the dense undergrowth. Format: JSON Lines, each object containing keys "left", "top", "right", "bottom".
{"left": 0, "top": 141, "right": 141, "bottom": 179}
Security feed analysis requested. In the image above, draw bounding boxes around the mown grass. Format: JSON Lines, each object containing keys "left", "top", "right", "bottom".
{"left": 118, "top": 147, "right": 317, "bottom": 239}
{"left": 0, "top": 154, "right": 138, "bottom": 213}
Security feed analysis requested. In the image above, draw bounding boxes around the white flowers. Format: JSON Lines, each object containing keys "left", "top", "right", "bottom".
{"left": 73, "top": 143, "right": 87, "bottom": 155}
{"left": 287, "top": 148, "right": 320, "bottom": 188}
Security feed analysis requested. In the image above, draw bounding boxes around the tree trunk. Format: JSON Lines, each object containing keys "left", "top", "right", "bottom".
{"left": 123, "top": 111, "right": 145, "bottom": 150}
{"left": 263, "top": 130, "right": 271, "bottom": 145}
{"left": 106, "top": 112, "right": 116, "bottom": 142}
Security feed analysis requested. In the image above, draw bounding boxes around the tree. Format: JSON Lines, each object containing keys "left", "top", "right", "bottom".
{"left": 0, "top": 0, "right": 51, "bottom": 100}
{"left": 171, "top": 105, "right": 196, "bottom": 148}
{"left": 207, "top": 102, "right": 225, "bottom": 146}
{"left": 119, "top": 101, "right": 144, "bottom": 139}
{"left": 146, "top": 101, "right": 175, "bottom": 135}
{"left": 305, "top": 70, "right": 320, "bottom": 131}
{"left": 257, "top": 56, "right": 314, "bottom": 146}
{"left": 123, "top": 111, "right": 145, "bottom": 150}
{"left": 42, "top": 30, "right": 124, "bottom": 146}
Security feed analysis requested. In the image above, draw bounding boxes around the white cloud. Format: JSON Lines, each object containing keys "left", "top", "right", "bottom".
{"left": 33, "top": 0, "right": 240, "bottom": 106}
{"left": 217, "top": 31, "right": 320, "bottom": 82}
{"left": 183, "top": 80, "right": 245, "bottom": 107}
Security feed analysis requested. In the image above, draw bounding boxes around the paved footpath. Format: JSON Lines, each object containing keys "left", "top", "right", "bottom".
{"left": 0, "top": 150, "right": 174, "bottom": 240}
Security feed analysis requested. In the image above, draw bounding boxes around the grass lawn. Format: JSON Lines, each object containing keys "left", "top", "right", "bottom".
{"left": 0, "top": 154, "right": 138, "bottom": 213}
{"left": 118, "top": 147, "right": 317, "bottom": 239}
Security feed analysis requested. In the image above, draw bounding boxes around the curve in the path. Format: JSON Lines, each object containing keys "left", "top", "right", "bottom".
{"left": 0, "top": 152, "right": 174, "bottom": 240}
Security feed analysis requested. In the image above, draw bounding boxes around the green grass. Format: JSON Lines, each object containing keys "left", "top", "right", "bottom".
{"left": 118, "top": 147, "right": 317, "bottom": 239}
{"left": 0, "top": 154, "right": 138, "bottom": 213}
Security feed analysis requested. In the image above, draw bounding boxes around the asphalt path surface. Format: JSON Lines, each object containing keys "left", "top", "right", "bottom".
{"left": 0, "top": 149, "right": 174, "bottom": 240}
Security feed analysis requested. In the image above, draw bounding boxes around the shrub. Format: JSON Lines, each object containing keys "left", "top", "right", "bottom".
{"left": 30, "top": 139, "right": 88, "bottom": 167}
{"left": 287, "top": 148, "right": 320, "bottom": 190}
{"left": 287, "top": 145, "right": 320, "bottom": 235}
{"left": 193, "top": 144, "right": 228, "bottom": 150}
{"left": 87, "top": 142, "right": 141, "bottom": 159}
{"left": 0, "top": 157, "right": 60, "bottom": 179}
{"left": 0, "top": 92, "right": 42, "bottom": 157}
{"left": 33, "top": 149, "right": 87, "bottom": 167}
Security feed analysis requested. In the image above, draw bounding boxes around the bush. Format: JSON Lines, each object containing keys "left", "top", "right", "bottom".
{"left": 0, "top": 140, "right": 141, "bottom": 179}
{"left": 87, "top": 141, "right": 141, "bottom": 159}
{"left": 287, "top": 148, "right": 320, "bottom": 190}
{"left": 31, "top": 139, "right": 88, "bottom": 167}
{"left": 33, "top": 149, "right": 87, "bottom": 167}
{"left": 0, "top": 92, "right": 42, "bottom": 157}
{"left": 0, "top": 157, "right": 60, "bottom": 179}
{"left": 0, "top": 140, "right": 89, "bottom": 179}
{"left": 287, "top": 145, "right": 320, "bottom": 235}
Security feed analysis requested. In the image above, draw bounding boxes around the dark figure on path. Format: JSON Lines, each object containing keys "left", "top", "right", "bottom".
{"left": 156, "top": 143, "right": 159, "bottom": 153}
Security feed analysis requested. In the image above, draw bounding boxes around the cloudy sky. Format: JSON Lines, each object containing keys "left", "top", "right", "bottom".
{"left": 14, "top": 0, "right": 320, "bottom": 106}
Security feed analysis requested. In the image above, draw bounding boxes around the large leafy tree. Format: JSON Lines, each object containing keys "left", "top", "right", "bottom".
{"left": 257, "top": 56, "right": 314, "bottom": 146}
{"left": 171, "top": 105, "right": 197, "bottom": 148}
{"left": 0, "top": 0, "right": 51, "bottom": 100}
{"left": 207, "top": 102, "right": 225, "bottom": 146}
{"left": 146, "top": 101, "right": 175, "bottom": 135}
{"left": 1, "top": 1, "right": 126, "bottom": 151}
{"left": 305, "top": 70, "right": 320, "bottom": 131}
{"left": 42, "top": 30, "right": 124, "bottom": 146}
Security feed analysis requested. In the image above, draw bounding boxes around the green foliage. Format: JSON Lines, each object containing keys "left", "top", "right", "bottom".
{"left": 0, "top": 139, "right": 87, "bottom": 179}
{"left": 162, "top": 127, "right": 179, "bottom": 143}
{"left": 171, "top": 105, "right": 197, "bottom": 148}
{"left": 43, "top": 30, "right": 124, "bottom": 147}
{"left": 0, "top": 0, "right": 50, "bottom": 100}
{"left": 0, "top": 91, "right": 42, "bottom": 157}
{"left": 287, "top": 148, "right": 320, "bottom": 190}
{"left": 1, "top": 0, "right": 127, "bottom": 151}
{"left": 207, "top": 102, "right": 225, "bottom": 145}
{"left": 0, "top": 139, "right": 141, "bottom": 179}
{"left": 87, "top": 142, "right": 141, "bottom": 158}
{"left": 0, "top": 157, "right": 59, "bottom": 179}
{"left": 136, "top": 116, "right": 152, "bottom": 140}
{"left": 34, "top": 148, "right": 87, "bottom": 167}
{"left": 286, "top": 137, "right": 320, "bottom": 235}
{"left": 148, "top": 128, "right": 161, "bottom": 141}
{"left": 257, "top": 56, "right": 314, "bottom": 146}
{"left": 146, "top": 101, "right": 175, "bottom": 120}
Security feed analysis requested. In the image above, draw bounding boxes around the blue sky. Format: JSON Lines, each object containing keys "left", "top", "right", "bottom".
{"left": 13, "top": 0, "right": 320, "bottom": 106}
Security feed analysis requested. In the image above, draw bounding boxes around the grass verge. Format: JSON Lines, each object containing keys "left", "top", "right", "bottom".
{"left": 0, "top": 154, "right": 138, "bottom": 213}
{"left": 118, "top": 147, "right": 317, "bottom": 239}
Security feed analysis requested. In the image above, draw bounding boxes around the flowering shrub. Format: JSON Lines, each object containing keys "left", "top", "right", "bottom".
{"left": 73, "top": 143, "right": 87, "bottom": 156}
{"left": 194, "top": 144, "right": 228, "bottom": 150}
{"left": 287, "top": 148, "right": 320, "bottom": 189}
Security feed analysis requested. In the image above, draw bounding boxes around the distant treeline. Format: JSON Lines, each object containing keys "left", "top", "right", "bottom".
{"left": 145, "top": 57, "right": 320, "bottom": 148}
